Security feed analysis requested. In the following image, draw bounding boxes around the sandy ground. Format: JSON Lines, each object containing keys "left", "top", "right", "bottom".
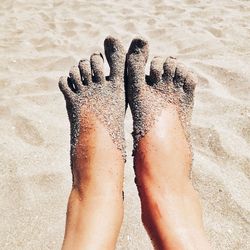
{"left": 0, "top": 0, "right": 250, "bottom": 249}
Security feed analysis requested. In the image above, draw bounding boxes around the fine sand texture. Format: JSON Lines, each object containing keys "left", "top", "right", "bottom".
{"left": 1, "top": 0, "right": 249, "bottom": 249}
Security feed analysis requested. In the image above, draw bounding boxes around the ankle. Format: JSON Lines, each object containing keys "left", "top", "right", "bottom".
{"left": 73, "top": 182, "right": 123, "bottom": 200}
{"left": 137, "top": 178, "right": 208, "bottom": 250}
{"left": 135, "top": 164, "right": 194, "bottom": 196}
{"left": 72, "top": 160, "right": 124, "bottom": 195}
{"left": 135, "top": 172, "right": 201, "bottom": 217}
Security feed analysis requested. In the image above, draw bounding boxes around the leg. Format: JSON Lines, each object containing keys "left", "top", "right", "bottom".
{"left": 126, "top": 38, "right": 211, "bottom": 250}
{"left": 59, "top": 37, "right": 126, "bottom": 250}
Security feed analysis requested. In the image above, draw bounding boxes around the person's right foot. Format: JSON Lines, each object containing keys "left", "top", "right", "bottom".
{"left": 126, "top": 38, "right": 210, "bottom": 250}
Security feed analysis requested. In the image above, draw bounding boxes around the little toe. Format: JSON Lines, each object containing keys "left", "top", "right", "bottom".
{"left": 90, "top": 52, "right": 105, "bottom": 83}
{"left": 79, "top": 59, "right": 92, "bottom": 85}
{"left": 173, "top": 63, "right": 189, "bottom": 88}
{"left": 69, "top": 65, "right": 83, "bottom": 92}
{"left": 183, "top": 71, "right": 197, "bottom": 93}
{"left": 58, "top": 76, "right": 75, "bottom": 100}
{"left": 104, "top": 36, "right": 126, "bottom": 81}
{"left": 149, "top": 56, "right": 164, "bottom": 84}
{"left": 126, "top": 37, "right": 149, "bottom": 85}
{"left": 163, "top": 56, "right": 177, "bottom": 82}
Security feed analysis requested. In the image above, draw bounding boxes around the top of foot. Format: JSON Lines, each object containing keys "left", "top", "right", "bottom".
{"left": 126, "top": 38, "right": 197, "bottom": 149}
{"left": 59, "top": 36, "right": 127, "bottom": 160}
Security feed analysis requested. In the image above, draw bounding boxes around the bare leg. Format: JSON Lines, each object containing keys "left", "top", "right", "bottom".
{"left": 126, "top": 38, "right": 211, "bottom": 250}
{"left": 59, "top": 37, "right": 126, "bottom": 250}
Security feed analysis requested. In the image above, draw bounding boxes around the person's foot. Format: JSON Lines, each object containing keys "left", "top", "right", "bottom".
{"left": 126, "top": 38, "right": 210, "bottom": 250}
{"left": 126, "top": 38, "right": 196, "bottom": 152}
{"left": 59, "top": 36, "right": 126, "bottom": 250}
{"left": 59, "top": 36, "right": 126, "bottom": 163}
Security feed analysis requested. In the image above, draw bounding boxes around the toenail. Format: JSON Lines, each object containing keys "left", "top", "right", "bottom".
{"left": 92, "top": 52, "right": 104, "bottom": 61}
{"left": 134, "top": 48, "right": 140, "bottom": 54}
{"left": 80, "top": 59, "right": 88, "bottom": 63}
{"left": 111, "top": 45, "right": 118, "bottom": 53}
{"left": 136, "top": 39, "right": 146, "bottom": 49}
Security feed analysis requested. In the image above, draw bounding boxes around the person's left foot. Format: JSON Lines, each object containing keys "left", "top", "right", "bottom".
{"left": 125, "top": 38, "right": 210, "bottom": 250}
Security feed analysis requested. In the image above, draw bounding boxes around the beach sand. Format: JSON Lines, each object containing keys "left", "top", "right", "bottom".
{"left": 0, "top": 0, "right": 249, "bottom": 249}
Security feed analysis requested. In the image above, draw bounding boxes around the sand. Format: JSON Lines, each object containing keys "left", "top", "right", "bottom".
{"left": 0, "top": 0, "right": 249, "bottom": 249}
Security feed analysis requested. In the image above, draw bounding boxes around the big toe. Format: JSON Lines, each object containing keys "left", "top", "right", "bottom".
{"left": 127, "top": 37, "right": 149, "bottom": 84}
{"left": 104, "top": 36, "right": 126, "bottom": 81}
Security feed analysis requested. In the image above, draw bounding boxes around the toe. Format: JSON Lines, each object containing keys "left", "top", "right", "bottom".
{"left": 90, "top": 52, "right": 105, "bottom": 83}
{"left": 163, "top": 56, "right": 177, "bottom": 81}
{"left": 104, "top": 36, "right": 126, "bottom": 81}
{"left": 149, "top": 56, "right": 164, "bottom": 84}
{"left": 183, "top": 71, "right": 197, "bottom": 93}
{"left": 126, "top": 37, "right": 149, "bottom": 85}
{"left": 173, "top": 63, "right": 189, "bottom": 88}
{"left": 69, "top": 65, "right": 83, "bottom": 92}
{"left": 79, "top": 59, "right": 92, "bottom": 85}
{"left": 58, "top": 76, "right": 75, "bottom": 99}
